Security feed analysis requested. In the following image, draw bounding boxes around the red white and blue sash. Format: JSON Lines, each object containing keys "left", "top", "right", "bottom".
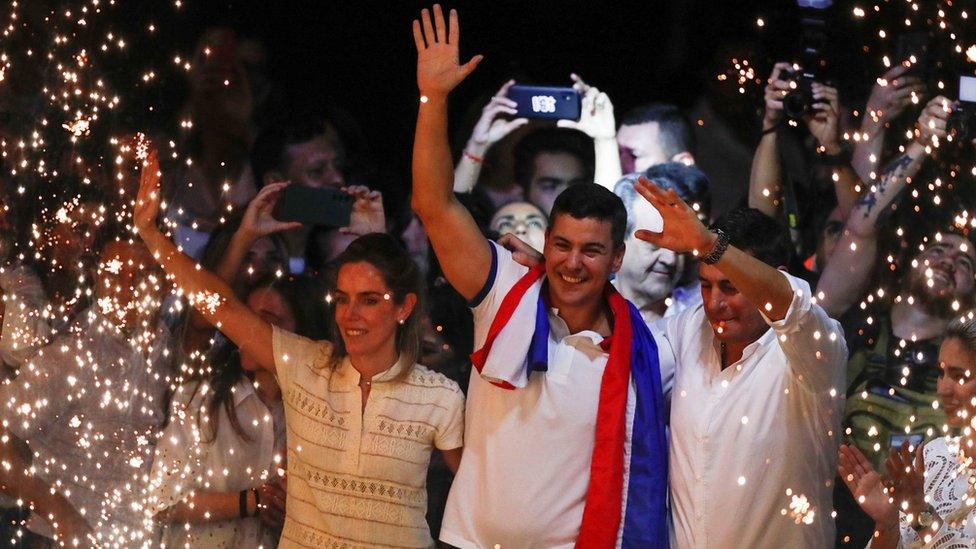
{"left": 471, "top": 264, "right": 670, "bottom": 548}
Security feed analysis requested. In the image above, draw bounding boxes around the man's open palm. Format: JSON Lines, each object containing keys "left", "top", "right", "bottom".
{"left": 413, "top": 5, "right": 482, "bottom": 98}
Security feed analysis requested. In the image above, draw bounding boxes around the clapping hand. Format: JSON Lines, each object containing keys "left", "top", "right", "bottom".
{"left": 413, "top": 5, "right": 482, "bottom": 100}
{"left": 884, "top": 441, "right": 927, "bottom": 517}
{"left": 838, "top": 444, "right": 898, "bottom": 526}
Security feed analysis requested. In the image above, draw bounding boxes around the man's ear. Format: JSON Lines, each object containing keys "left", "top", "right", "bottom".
{"left": 671, "top": 151, "right": 695, "bottom": 166}
{"left": 610, "top": 243, "right": 626, "bottom": 274}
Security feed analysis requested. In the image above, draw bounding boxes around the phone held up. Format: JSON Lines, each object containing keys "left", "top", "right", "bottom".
{"left": 274, "top": 185, "right": 353, "bottom": 228}
{"left": 507, "top": 85, "right": 581, "bottom": 121}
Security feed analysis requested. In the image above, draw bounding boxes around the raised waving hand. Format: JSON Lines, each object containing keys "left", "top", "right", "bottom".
{"left": 413, "top": 5, "right": 483, "bottom": 99}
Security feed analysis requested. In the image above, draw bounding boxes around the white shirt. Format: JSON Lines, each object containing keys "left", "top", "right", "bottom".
{"left": 149, "top": 378, "right": 285, "bottom": 548}
{"left": 441, "top": 242, "right": 674, "bottom": 549}
{"left": 0, "top": 265, "right": 50, "bottom": 369}
{"left": 869, "top": 436, "right": 976, "bottom": 549}
{"left": 0, "top": 309, "right": 173, "bottom": 546}
{"left": 660, "top": 271, "right": 847, "bottom": 548}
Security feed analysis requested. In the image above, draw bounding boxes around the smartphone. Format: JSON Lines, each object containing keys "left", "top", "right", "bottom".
{"left": 274, "top": 185, "right": 353, "bottom": 228}
{"left": 507, "top": 85, "right": 581, "bottom": 121}
{"left": 895, "top": 31, "right": 930, "bottom": 79}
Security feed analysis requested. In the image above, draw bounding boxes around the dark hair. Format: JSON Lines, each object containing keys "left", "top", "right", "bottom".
{"left": 513, "top": 127, "right": 594, "bottom": 192}
{"left": 250, "top": 115, "right": 346, "bottom": 186}
{"left": 710, "top": 207, "right": 791, "bottom": 267}
{"left": 325, "top": 233, "right": 424, "bottom": 378}
{"left": 614, "top": 162, "right": 711, "bottom": 234}
{"left": 549, "top": 184, "right": 628, "bottom": 248}
{"left": 620, "top": 103, "right": 696, "bottom": 159}
{"left": 199, "top": 212, "right": 289, "bottom": 292}
{"left": 197, "top": 274, "right": 329, "bottom": 442}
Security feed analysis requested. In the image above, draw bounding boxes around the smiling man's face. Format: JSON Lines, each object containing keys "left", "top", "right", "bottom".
{"left": 904, "top": 234, "right": 976, "bottom": 316}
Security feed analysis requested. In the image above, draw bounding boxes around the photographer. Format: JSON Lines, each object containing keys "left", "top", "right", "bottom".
{"left": 749, "top": 62, "right": 861, "bottom": 274}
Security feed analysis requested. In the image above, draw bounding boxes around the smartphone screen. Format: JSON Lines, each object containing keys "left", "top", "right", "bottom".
{"left": 507, "top": 85, "right": 581, "bottom": 121}
{"left": 274, "top": 185, "right": 353, "bottom": 228}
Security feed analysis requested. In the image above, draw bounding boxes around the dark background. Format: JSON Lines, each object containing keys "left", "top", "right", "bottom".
{"left": 173, "top": 0, "right": 873, "bottom": 189}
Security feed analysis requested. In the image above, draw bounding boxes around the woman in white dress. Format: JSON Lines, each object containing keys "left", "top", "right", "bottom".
{"left": 840, "top": 315, "right": 976, "bottom": 548}
{"left": 150, "top": 275, "right": 328, "bottom": 548}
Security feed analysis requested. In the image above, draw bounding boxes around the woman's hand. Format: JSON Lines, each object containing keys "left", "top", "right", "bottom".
{"left": 885, "top": 441, "right": 927, "bottom": 517}
{"left": 413, "top": 5, "right": 483, "bottom": 100}
{"left": 340, "top": 186, "right": 385, "bottom": 237}
{"left": 838, "top": 444, "right": 898, "bottom": 527}
{"left": 238, "top": 181, "right": 302, "bottom": 242}
{"left": 467, "top": 80, "right": 529, "bottom": 152}
{"left": 134, "top": 148, "right": 162, "bottom": 234}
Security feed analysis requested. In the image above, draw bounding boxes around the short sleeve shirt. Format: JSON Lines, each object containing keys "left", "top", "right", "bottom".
{"left": 272, "top": 327, "right": 464, "bottom": 548}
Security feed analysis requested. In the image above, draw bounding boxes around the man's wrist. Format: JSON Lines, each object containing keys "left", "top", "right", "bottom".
{"left": 419, "top": 91, "right": 448, "bottom": 106}
{"left": 465, "top": 140, "right": 489, "bottom": 157}
{"left": 762, "top": 116, "right": 780, "bottom": 132}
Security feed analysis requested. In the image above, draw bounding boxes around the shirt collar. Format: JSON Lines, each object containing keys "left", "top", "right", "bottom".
{"left": 548, "top": 306, "right": 610, "bottom": 346}
{"left": 336, "top": 354, "right": 412, "bottom": 387}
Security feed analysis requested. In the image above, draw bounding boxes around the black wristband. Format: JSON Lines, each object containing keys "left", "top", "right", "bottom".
{"left": 700, "top": 229, "right": 730, "bottom": 265}
{"left": 239, "top": 490, "right": 248, "bottom": 519}
{"left": 761, "top": 124, "right": 779, "bottom": 137}
{"left": 253, "top": 488, "right": 261, "bottom": 517}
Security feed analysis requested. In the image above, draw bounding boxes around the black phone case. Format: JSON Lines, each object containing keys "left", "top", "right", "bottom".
{"left": 275, "top": 185, "right": 353, "bottom": 228}
{"left": 507, "top": 85, "right": 581, "bottom": 121}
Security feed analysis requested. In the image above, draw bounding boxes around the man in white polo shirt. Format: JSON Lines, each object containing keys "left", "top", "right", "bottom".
{"left": 411, "top": 6, "right": 671, "bottom": 547}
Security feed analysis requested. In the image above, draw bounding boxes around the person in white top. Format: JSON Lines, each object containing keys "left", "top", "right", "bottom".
{"left": 150, "top": 275, "right": 328, "bottom": 548}
{"left": 134, "top": 150, "right": 464, "bottom": 548}
{"left": 0, "top": 238, "right": 175, "bottom": 547}
{"left": 632, "top": 189, "right": 847, "bottom": 546}
{"left": 840, "top": 315, "right": 976, "bottom": 548}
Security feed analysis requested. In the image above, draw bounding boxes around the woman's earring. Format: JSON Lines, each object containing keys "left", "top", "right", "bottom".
{"left": 398, "top": 318, "right": 405, "bottom": 325}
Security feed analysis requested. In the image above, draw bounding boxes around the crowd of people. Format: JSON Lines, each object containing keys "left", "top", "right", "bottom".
{"left": 0, "top": 3, "right": 973, "bottom": 548}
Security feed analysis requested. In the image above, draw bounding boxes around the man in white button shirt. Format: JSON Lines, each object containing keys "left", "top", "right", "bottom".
{"left": 632, "top": 181, "right": 847, "bottom": 548}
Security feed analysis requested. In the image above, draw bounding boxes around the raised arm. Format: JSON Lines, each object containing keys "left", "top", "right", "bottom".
{"left": 411, "top": 5, "right": 493, "bottom": 301}
{"left": 134, "top": 150, "right": 276, "bottom": 373}
{"left": 453, "top": 79, "right": 528, "bottom": 194}
{"left": 634, "top": 176, "right": 793, "bottom": 321}
{"left": 815, "top": 96, "right": 945, "bottom": 317}
{"left": 852, "top": 64, "right": 925, "bottom": 184}
{"left": 558, "top": 74, "right": 621, "bottom": 190}
{"left": 748, "top": 62, "right": 791, "bottom": 218}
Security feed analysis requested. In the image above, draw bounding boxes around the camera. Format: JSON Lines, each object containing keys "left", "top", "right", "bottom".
{"left": 947, "top": 76, "right": 976, "bottom": 143}
{"left": 779, "top": 69, "right": 818, "bottom": 119}
{"left": 779, "top": 2, "right": 831, "bottom": 120}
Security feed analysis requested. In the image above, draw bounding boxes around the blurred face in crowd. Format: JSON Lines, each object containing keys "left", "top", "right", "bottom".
{"left": 333, "top": 261, "right": 416, "bottom": 360}
{"left": 617, "top": 122, "right": 694, "bottom": 174}
{"left": 46, "top": 200, "right": 102, "bottom": 270}
{"left": 815, "top": 207, "right": 845, "bottom": 272}
{"left": 242, "top": 237, "right": 286, "bottom": 281}
{"left": 527, "top": 152, "right": 588, "bottom": 216}
{"left": 699, "top": 259, "right": 770, "bottom": 347}
{"left": 490, "top": 201, "right": 547, "bottom": 252}
{"left": 310, "top": 229, "right": 357, "bottom": 266}
{"left": 283, "top": 134, "right": 345, "bottom": 189}
{"left": 401, "top": 215, "right": 429, "bottom": 274}
{"left": 616, "top": 198, "right": 685, "bottom": 311}
{"left": 936, "top": 336, "right": 976, "bottom": 429}
{"left": 904, "top": 234, "right": 976, "bottom": 316}
{"left": 95, "top": 240, "right": 164, "bottom": 330}
{"left": 543, "top": 215, "right": 624, "bottom": 313}
{"left": 241, "top": 287, "right": 296, "bottom": 372}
